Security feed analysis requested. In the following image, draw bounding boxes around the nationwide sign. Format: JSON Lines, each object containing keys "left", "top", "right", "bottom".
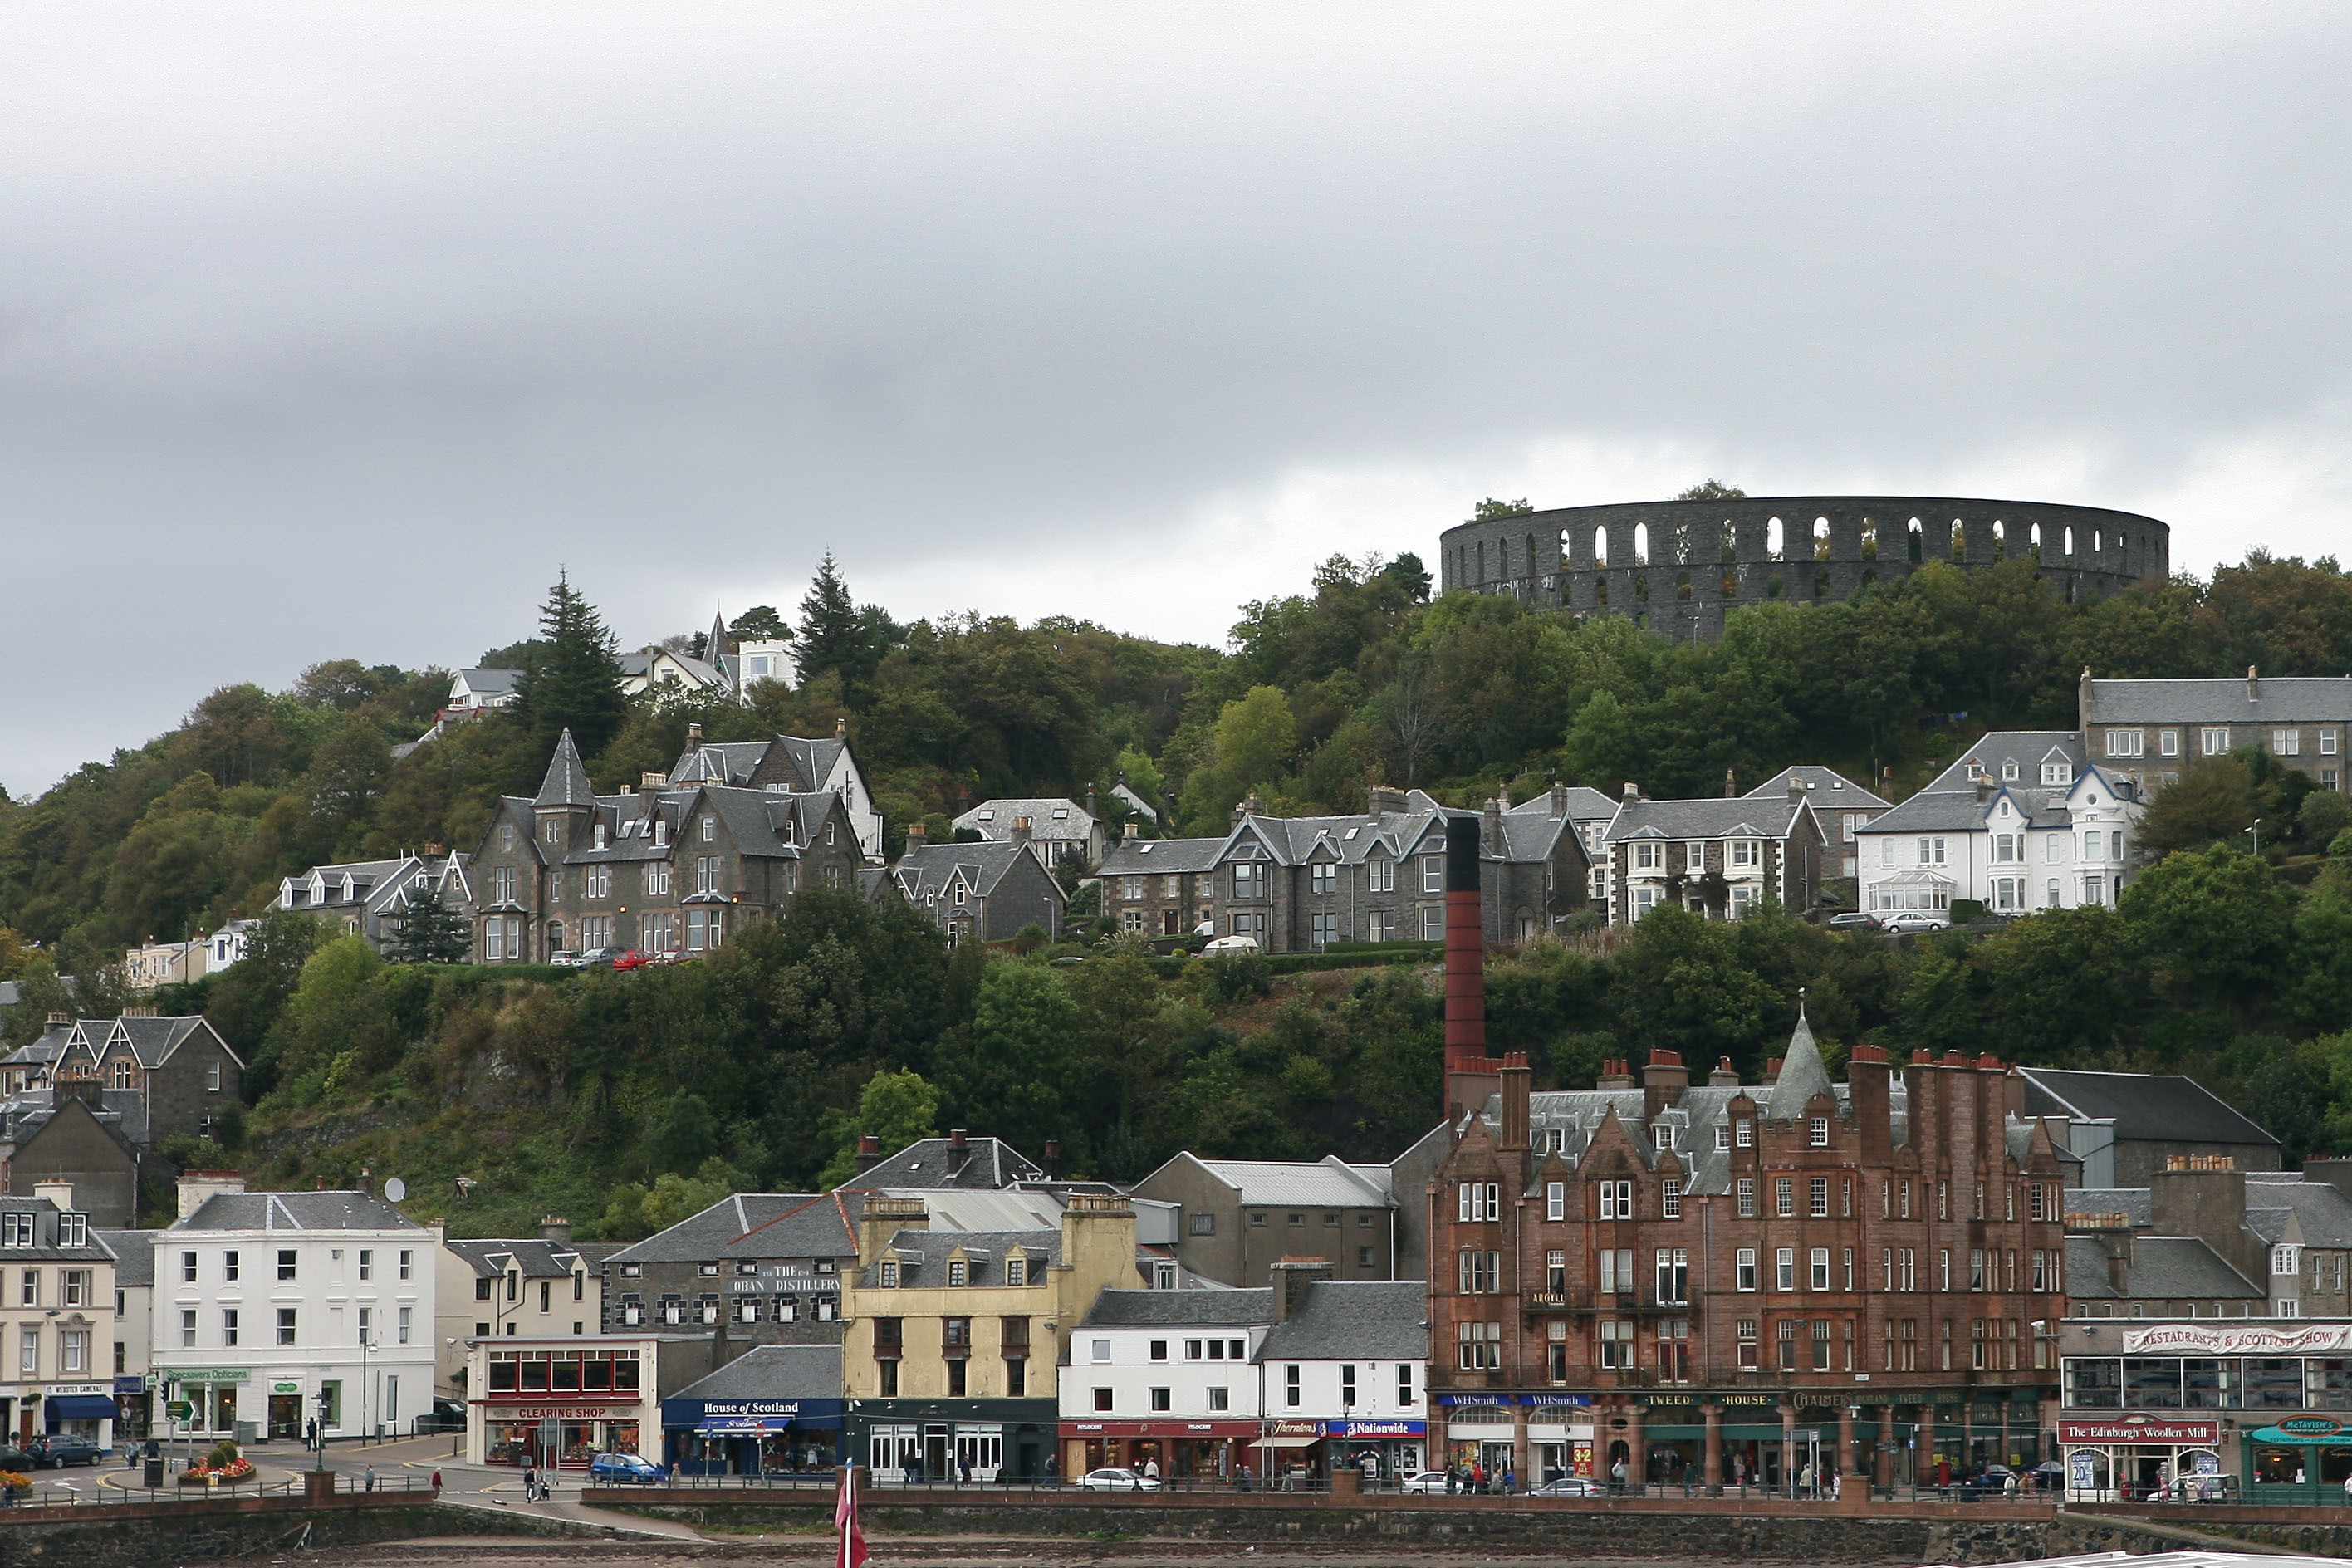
{"left": 2056, "top": 1419, "right": 2221, "bottom": 1446}
{"left": 2122, "top": 1323, "right": 2352, "bottom": 1355}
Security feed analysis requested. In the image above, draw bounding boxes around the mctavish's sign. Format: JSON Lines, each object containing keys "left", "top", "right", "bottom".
{"left": 2122, "top": 1323, "right": 2352, "bottom": 1355}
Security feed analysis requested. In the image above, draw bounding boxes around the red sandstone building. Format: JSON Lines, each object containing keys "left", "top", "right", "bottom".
{"left": 1423, "top": 818, "right": 2068, "bottom": 1488}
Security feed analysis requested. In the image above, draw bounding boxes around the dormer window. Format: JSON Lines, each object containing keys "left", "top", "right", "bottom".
{"left": 110, "top": 1058, "right": 134, "bottom": 1090}
{"left": 2002, "top": 760, "right": 2019, "bottom": 781}
{"left": 593, "top": 822, "right": 606, "bottom": 850}
{"left": 1653, "top": 1123, "right": 1677, "bottom": 1151}
{"left": 653, "top": 818, "right": 667, "bottom": 848}
{"left": 501, "top": 825, "right": 516, "bottom": 852}
{"left": 948, "top": 1259, "right": 969, "bottom": 1286}
{"left": 2042, "top": 763, "right": 2073, "bottom": 785}
{"left": 880, "top": 1261, "right": 899, "bottom": 1288}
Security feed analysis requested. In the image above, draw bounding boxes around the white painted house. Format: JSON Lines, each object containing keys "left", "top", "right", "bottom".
{"left": 1855, "top": 732, "right": 2144, "bottom": 918}
{"left": 153, "top": 1176, "right": 435, "bottom": 1446}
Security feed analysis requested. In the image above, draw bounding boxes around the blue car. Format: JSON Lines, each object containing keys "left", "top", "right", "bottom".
{"left": 589, "top": 1451, "right": 664, "bottom": 1485}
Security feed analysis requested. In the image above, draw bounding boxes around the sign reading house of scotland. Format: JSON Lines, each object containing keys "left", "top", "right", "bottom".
{"left": 2122, "top": 1323, "right": 2352, "bottom": 1355}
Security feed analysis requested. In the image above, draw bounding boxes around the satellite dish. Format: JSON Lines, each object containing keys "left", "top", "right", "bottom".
{"left": 383, "top": 1177, "right": 408, "bottom": 1203}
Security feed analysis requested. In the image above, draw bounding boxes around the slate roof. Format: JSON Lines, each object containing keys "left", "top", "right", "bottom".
{"left": 171, "top": 1190, "right": 426, "bottom": 1233}
{"left": 1602, "top": 796, "right": 1807, "bottom": 843}
{"left": 1745, "top": 766, "right": 1891, "bottom": 811}
{"left": 1507, "top": 786, "right": 1620, "bottom": 824}
{"left": 889, "top": 843, "right": 1050, "bottom": 905}
{"left": 0, "top": 1198, "right": 114, "bottom": 1261}
{"left": 1922, "top": 732, "right": 2088, "bottom": 793}
{"left": 1224, "top": 797, "right": 1452, "bottom": 870}
{"left": 535, "top": 730, "right": 596, "bottom": 808}
{"left": 1081, "top": 1288, "right": 1274, "bottom": 1328}
{"left": 1862, "top": 790, "right": 1992, "bottom": 836}
{"left": 669, "top": 1343, "right": 843, "bottom": 1403}
{"left": 2019, "top": 1070, "right": 2279, "bottom": 1148}
{"left": 97, "top": 1229, "right": 153, "bottom": 1287}
{"left": 669, "top": 735, "right": 850, "bottom": 794}
{"left": 2246, "top": 1174, "right": 2352, "bottom": 1247}
{"left": 456, "top": 668, "right": 522, "bottom": 698}
{"left": 2063, "top": 1235, "right": 2261, "bottom": 1301}
{"left": 841, "top": 1136, "right": 1043, "bottom": 1192}
{"left": 2087, "top": 676, "right": 2352, "bottom": 726}
{"left": 862, "top": 1227, "right": 1060, "bottom": 1287}
{"left": 1762, "top": 1008, "right": 1836, "bottom": 1122}
{"left": 1098, "top": 837, "right": 1227, "bottom": 877}
{"left": 955, "top": 799, "right": 1096, "bottom": 844}
{"left": 1185, "top": 1156, "right": 1394, "bottom": 1208}
{"left": 606, "top": 1193, "right": 856, "bottom": 1267}
{"left": 109, "top": 1017, "right": 225, "bottom": 1070}
{"left": 444, "top": 1237, "right": 596, "bottom": 1280}
{"left": 1256, "top": 1281, "right": 1427, "bottom": 1362}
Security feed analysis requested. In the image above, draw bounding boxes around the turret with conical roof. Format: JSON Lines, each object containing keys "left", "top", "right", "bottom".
{"left": 532, "top": 729, "right": 595, "bottom": 855}
{"left": 1762, "top": 998, "right": 1835, "bottom": 1122}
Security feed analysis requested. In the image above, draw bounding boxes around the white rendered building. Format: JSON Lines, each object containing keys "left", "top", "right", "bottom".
{"left": 152, "top": 1176, "right": 434, "bottom": 1445}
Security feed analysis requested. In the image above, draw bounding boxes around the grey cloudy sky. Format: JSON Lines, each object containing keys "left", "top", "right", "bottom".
{"left": 6, "top": 4, "right": 2351, "bottom": 796}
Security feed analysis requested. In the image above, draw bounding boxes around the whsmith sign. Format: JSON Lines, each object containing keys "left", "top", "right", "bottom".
{"left": 2123, "top": 1324, "right": 2352, "bottom": 1355}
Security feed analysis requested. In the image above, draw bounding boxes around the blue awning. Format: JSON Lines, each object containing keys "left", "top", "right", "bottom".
{"left": 47, "top": 1395, "right": 118, "bottom": 1422}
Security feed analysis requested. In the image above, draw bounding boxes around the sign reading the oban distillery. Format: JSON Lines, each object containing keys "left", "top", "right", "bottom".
{"left": 2122, "top": 1323, "right": 2352, "bottom": 1355}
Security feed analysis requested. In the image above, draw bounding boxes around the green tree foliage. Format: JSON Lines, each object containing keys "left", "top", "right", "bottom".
{"left": 816, "top": 1068, "right": 941, "bottom": 1188}
{"left": 728, "top": 605, "right": 791, "bottom": 642}
{"left": 1676, "top": 480, "right": 1747, "bottom": 501}
{"left": 1472, "top": 497, "right": 1534, "bottom": 519}
{"left": 514, "top": 574, "right": 628, "bottom": 763}
{"left": 385, "top": 878, "right": 472, "bottom": 965}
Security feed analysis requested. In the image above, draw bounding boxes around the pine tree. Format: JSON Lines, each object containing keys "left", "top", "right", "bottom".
{"left": 514, "top": 573, "right": 627, "bottom": 762}
{"left": 387, "top": 875, "right": 472, "bottom": 964}
{"left": 797, "top": 553, "right": 889, "bottom": 697}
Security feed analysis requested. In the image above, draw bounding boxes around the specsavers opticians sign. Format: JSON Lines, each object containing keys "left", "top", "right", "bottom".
{"left": 156, "top": 1368, "right": 252, "bottom": 1384}
{"left": 2123, "top": 1323, "right": 2352, "bottom": 1355}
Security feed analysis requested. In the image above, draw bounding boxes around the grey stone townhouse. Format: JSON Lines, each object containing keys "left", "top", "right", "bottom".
{"left": 1600, "top": 780, "right": 1827, "bottom": 924}
{"left": 2080, "top": 666, "right": 2352, "bottom": 796}
{"left": 885, "top": 827, "right": 1066, "bottom": 944}
{"left": 469, "top": 730, "right": 867, "bottom": 963}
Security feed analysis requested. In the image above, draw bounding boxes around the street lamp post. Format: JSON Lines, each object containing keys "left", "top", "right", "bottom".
{"left": 2248, "top": 818, "right": 2262, "bottom": 858}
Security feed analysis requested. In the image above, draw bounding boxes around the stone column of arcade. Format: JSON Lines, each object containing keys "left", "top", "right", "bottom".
{"left": 1838, "top": 1405, "right": 1858, "bottom": 1489}
{"left": 1874, "top": 1405, "right": 1894, "bottom": 1492}
{"left": 1625, "top": 1406, "right": 1647, "bottom": 1497}
{"left": 1779, "top": 1403, "right": 1798, "bottom": 1496}
{"left": 1512, "top": 1403, "right": 1531, "bottom": 1493}
{"left": 1702, "top": 1403, "right": 1723, "bottom": 1496}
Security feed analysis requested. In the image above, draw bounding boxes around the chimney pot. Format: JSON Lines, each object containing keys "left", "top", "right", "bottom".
{"left": 835, "top": 716, "right": 849, "bottom": 741}
{"left": 1550, "top": 780, "right": 1566, "bottom": 821}
{"left": 906, "top": 821, "right": 927, "bottom": 844}
{"left": 686, "top": 722, "right": 705, "bottom": 747}
{"left": 1621, "top": 781, "right": 1640, "bottom": 804}
{"left": 2247, "top": 664, "right": 2261, "bottom": 701}
{"left": 1011, "top": 817, "right": 1033, "bottom": 846}
{"left": 540, "top": 1216, "right": 573, "bottom": 1243}
{"left": 1366, "top": 785, "right": 1408, "bottom": 816}
{"left": 1043, "top": 1139, "right": 1061, "bottom": 1178}
{"left": 1725, "top": 768, "right": 1737, "bottom": 798}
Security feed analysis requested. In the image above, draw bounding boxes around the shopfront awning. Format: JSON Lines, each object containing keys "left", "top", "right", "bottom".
{"left": 1253, "top": 1434, "right": 1319, "bottom": 1449}
{"left": 698, "top": 1416, "right": 791, "bottom": 1433}
{"left": 46, "top": 1396, "right": 118, "bottom": 1422}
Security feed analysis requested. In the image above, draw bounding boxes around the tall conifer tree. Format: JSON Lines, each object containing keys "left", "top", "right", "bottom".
{"left": 515, "top": 573, "right": 627, "bottom": 762}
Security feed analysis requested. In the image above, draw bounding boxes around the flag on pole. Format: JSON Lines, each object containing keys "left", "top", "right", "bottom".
{"left": 835, "top": 1462, "right": 870, "bottom": 1568}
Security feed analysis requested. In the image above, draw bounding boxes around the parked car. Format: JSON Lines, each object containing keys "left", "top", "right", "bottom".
{"left": 609, "top": 950, "right": 654, "bottom": 972}
{"left": 1077, "top": 1468, "right": 1161, "bottom": 1492}
{"left": 548, "top": 949, "right": 588, "bottom": 968}
{"left": 1527, "top": 1477, "right": 1598, "bottom": 1497}
{"left": 28, "top": 1436, "right": 102, "bottom": 1468}
{"left": 0, "top": 1446, "right": 34, "bottom": 1474}
{"left": 577, "top": 947, "right": 630, "bottom": 968}
{"left": 1201, "top": 935, "right": 1262, "bottom": 957}
{"left": 1400, "top": 1470, "right": 1452, "bottom": 1494}
{"left": 1825, "top": 911, "right": 1883, "bottom": 931}
{"left": 589, "top": 1451, "right": 665, "bottom": 1485}
{"left": 1881, "top": 910, "right": 1948, "bottom": 934}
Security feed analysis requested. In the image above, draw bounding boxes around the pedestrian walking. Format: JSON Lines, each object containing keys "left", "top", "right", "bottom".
{"left": 524, "top": 1464, "right": 540, "bottom": 1502}
{"left": 365, "top": 1464, "right": 377, "bottom": 1493}
{"left": 432, "top": 1468, "right": 443, "bottom": 1493}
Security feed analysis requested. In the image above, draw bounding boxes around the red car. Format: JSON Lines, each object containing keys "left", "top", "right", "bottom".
{"left": 609, "top": 950, "right": 653, "bottom": 971}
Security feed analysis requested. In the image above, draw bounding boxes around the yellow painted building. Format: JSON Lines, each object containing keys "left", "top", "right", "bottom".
{"left": 841, "top": 1193, "right": 1135, "bottom": 1482}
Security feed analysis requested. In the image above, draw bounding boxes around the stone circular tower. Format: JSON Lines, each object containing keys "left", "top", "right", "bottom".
{"left": 1437, "top": 496, "right": 2168, "bottom": 639}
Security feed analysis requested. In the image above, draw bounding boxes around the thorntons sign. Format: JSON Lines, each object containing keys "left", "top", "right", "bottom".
{"left": 2123, "top": 1323, "right": 2352, "bottom": 1355}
